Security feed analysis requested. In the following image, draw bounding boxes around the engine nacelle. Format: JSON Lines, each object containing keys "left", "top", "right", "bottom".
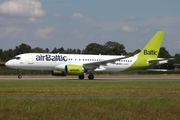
{"left": 65, "top": 64, "right": 84, "bottom": 75}
{"left": 51, "top": 70, "right": 66, "bottom": 76}
{"left": 52, "top": 64, "right": 84, "bottom": 76}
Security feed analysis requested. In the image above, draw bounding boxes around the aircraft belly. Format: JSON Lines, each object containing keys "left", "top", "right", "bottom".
{"left": 103, "top": 63, "right": 131, "bottom": 72}
{"left": 16, "top": 65, "right": 53, "bottom": 70}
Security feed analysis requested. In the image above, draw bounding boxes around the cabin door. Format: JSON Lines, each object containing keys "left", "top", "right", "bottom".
{"left": 28, "top": 54, "right": 33, "bottom": 64}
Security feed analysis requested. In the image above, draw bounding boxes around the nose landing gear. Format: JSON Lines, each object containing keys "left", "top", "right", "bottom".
{"left": 18, "top": 73, "right": 22, "bottom": 79}
{"left": 17, "top": 70, "right": 22, "bottom": 79}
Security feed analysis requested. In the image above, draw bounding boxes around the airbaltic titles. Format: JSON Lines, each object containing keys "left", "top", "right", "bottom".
{"left": 36, "top": 54, "right": 67, "bottom": 61}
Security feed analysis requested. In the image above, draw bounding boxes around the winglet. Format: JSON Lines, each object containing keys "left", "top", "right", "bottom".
{"left": 138, "top": 31, "right": 165, "bottom": 58}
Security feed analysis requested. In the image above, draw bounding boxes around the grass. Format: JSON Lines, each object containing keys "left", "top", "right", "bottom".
{"left": 0, "top": 80, "right": 179, "bottom": 97}
{"left": 0, "top": 79, "right": 180, "bottom": 120}
{"left": 0, "top": 98, "right": 179, "bottom": 120}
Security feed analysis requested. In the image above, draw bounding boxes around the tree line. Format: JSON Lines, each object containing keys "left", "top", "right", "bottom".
{"left": 0, "top": 41, "right": 128, "bottom": 61}
{"left": 0, "top": 41, "right": 180, "bottom": 69}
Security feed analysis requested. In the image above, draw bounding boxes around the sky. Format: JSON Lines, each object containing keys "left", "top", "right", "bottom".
{"left": 0, "top": 0, "right": 180, "bottom": 55}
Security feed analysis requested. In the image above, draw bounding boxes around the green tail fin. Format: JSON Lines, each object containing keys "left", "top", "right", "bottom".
{"left": 138, "top": 31, "right": 165, "bottom": 58}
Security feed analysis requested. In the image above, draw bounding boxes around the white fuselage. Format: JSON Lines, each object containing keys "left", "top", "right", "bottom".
{"left": 5, "top": 53, "right": 136, "bottom": 72}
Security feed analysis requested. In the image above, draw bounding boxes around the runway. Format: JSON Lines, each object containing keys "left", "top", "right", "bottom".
{"left": 0, "top": 77, "right": 180, "bottom": 80}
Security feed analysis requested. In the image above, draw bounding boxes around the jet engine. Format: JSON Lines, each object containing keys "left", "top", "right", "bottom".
{"left": 51, "top": 64, "right": 84, "bottom": 76}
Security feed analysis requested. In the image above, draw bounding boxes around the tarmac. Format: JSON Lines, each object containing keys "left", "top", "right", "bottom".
{"left": 0, "top": 77, "right": 180, "bottom": 81}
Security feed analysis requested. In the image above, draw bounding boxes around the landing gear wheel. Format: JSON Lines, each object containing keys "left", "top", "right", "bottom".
{"left": 18, "top": 74, "right": 22, "bottom": 79}
{"left": 78, "top": 74, "right": 84, "bottom": 79}
{"left": 88, "top": 74, "right": 94, "bottom": 80}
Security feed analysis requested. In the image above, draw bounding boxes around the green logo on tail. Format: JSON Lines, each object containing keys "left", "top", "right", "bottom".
{"left": 144, "top": 49, "right": 157, "bottom": 55}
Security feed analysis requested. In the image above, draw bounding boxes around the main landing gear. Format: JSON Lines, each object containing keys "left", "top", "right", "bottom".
{"left": 78, "top": 73, "right": 94, "bottom": 80}
{"left": 88, "top": 74, "right": 94, "bottom": 80}
{"left": 78, "top": 74, "right": 84, "bottom": 79}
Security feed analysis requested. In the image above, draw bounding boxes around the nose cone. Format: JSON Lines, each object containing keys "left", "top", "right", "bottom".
{"left": 5, "top": 61, "right": 13, "bottom": 68}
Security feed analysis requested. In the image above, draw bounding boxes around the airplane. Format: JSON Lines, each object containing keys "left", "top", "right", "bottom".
{"left": 5, "top": 31, "right": 173, "bottom": 79}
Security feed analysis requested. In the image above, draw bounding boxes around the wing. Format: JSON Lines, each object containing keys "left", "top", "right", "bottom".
{"left": 83, "top": 56, "right": 129, "bottom": 70}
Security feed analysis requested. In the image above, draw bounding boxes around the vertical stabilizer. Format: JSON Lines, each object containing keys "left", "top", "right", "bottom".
{"left": 124, "top": 31, "right": 165, "bottom": 71}
{"left": 138, "top": 31, "right": 165, "bottom": 58}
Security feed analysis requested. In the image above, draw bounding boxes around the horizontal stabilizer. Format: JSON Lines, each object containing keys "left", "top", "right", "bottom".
{"left": 148, "top": 58, "right": 174, "bottom": 65}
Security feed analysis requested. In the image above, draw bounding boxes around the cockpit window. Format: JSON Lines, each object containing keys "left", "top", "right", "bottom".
{"left": 16, "top": 57, "right": 21, "bottom": 60}
{"left": 12, "top": 57, "right": 21, "bottom": 60}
